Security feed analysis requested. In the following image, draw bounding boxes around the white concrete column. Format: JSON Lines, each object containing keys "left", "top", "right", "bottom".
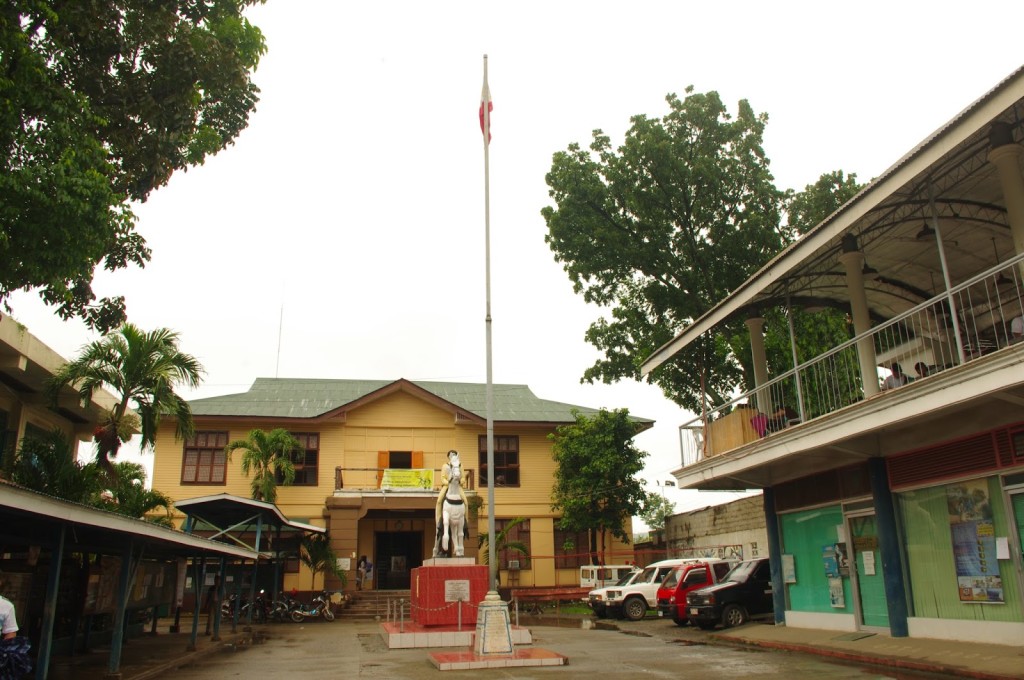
{"left": 839, "top": 247, "right": 879, "bottom": 398}
{"left": 987, "top": 129, "right": 1024, "bottom": 278}
{"left": 744, "top": 316, "right": 771, "bottom": 413}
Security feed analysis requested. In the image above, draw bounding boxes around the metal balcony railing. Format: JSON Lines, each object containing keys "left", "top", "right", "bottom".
{"left": 679, "top": 253, "right": 1024, "bottom": 467}
{"left": 334, "top": 467, "right": 476, "bottom": 492}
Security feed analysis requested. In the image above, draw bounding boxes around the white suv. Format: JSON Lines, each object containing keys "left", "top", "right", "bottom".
{"left": 604, "top": 558, "right": 707, "bottom": 621}
{"left": 587, "top": 568, "right": 641, "bottom": 618}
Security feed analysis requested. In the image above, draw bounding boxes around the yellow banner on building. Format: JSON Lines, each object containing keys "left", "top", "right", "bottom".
{"left": 381, "top": 468, "right": 435, "bottom": 490}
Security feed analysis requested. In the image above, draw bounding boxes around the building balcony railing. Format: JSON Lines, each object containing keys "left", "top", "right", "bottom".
{"left": 334, "top": 467, "right": 476, "bottom": 493}
{"left": 679, "top": 253, "right": 1024, "bottom": 467}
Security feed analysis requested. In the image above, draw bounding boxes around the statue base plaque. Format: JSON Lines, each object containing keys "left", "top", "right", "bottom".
{"left": 473, "top": 590, "right": 513, "bottom": 656}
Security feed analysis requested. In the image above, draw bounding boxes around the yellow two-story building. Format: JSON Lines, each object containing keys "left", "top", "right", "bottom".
{"left": 152, "top": 377, "right": 650, "bottom": 593}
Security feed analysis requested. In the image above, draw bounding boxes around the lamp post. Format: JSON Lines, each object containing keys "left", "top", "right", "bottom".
{"left": 657, "top": 479, "right": 676, "bottom": 500}
{"left": 655, "top": 480, "right": 676, "bottom": 555}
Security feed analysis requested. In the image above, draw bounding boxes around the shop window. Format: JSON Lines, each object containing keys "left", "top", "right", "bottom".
{"left": 896, "top": 478, "right": 1022, "bottom": 621}
{"left": 779, "top": 505, "right": 852, "bottom": 615}
{"left": 478, "top": 435, "right": 519, "bottom": 487}
{"left": 182, "top": 431, "right": 229, "bottom": 484}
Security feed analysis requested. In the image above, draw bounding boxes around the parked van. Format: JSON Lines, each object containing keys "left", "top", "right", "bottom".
{"left": 603, "top": 558, "right": 708, "bottom": 621}
{"left": 655, "top": 559, "right": 737, "bottom": 626}
{"left": 579, "top": 564, "right": 637, "bottom": 590}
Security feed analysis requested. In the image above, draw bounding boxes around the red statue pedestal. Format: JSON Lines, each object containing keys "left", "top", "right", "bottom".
{"left": 411, "top": 558, "right": 489, "bottom": 627}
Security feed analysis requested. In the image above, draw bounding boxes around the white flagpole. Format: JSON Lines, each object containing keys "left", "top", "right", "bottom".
{"left": 481, "top": 54, "right": 497, "bottom": 594}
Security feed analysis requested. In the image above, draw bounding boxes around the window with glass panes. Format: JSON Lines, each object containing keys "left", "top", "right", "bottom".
{"left": 478, "top": 435, "right": 519, "bottom": 487}
{"left": 182, "top": 431, "right": 229, "bottom": 484}
{"left": 494, "top": 518, "right": 530, "bottom": 569}
{"left": 282, "top": 432, "right": 319, "bottom": 486}
{"left": 554, "top": 528, "right": 589, "bottom": 568}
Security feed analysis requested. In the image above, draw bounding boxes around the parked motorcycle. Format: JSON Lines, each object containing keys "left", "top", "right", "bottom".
{"left": 289, "top": 590, "right": 335, "bottom": 622}
{"left": 266, "top": 595, "right": 291, "bottom": 622}
{"left": 221, "top": 590, "right": 267, "bottom": 624}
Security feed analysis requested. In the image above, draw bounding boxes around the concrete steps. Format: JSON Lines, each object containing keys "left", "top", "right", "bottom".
{"left": 338, "top": 590, "right": 411, "bottom": 621}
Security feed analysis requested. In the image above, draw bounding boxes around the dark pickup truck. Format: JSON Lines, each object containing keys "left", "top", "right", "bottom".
{"left": 685, "top": 557, "right": 774, "bottom": 629}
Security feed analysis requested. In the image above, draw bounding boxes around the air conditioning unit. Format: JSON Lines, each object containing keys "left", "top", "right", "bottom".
{"left": 507, "top": 560, "right": 520, "bottom": 570}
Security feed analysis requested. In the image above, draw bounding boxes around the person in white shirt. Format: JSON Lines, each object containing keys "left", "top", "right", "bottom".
{"left": 881, "top": 363, "right": 909, "bottom": 391}
{"left": 1010, "top": 315, "right": 1023, "bottom": 344}
{"left": 0, "top": 571, "right": 18, "bottom": 640}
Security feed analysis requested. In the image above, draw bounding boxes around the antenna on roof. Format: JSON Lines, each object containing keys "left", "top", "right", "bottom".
{"left": 275, "top": 301, "right": 284, "bottom": 378}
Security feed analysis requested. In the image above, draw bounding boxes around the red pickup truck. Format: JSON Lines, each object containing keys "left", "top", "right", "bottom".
{"left": 656, "top": 559, "right": 736, "bottom": 626}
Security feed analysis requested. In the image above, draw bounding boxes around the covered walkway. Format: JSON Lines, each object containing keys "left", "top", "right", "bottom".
{"left": 0, "top": 481, "right": 259, "bottom": 679}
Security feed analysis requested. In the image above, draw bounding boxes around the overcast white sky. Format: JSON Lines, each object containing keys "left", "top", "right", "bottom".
{"left": 9, "top": 1, "right": 1024, "bottom": 528}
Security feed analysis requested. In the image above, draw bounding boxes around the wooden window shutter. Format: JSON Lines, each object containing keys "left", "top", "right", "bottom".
{"left": 377, "top": 451, "right": 388, "bottom": 488}
{"left": 412, "top": 451, "right": 424, "bottom": 469}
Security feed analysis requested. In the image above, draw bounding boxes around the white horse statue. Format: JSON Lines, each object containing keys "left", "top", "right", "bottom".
{"left": 434, "top": 450, "right": 469, "bottom": 557}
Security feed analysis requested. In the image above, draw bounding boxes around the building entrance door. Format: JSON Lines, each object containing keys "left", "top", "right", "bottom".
{"left": 374, "top": 531, "right": 422, "bottom": 590}
{"left": 847, "top": 513, "right": 889, "bottom": 629}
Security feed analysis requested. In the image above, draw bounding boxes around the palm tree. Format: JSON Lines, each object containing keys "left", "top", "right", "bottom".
{"left": 224, "top": 428, "right": 299, "bottom": 503}
{"left": 46, "top": 324, "right": 203, "bottom": 476}
{"left": 299, "top": 533, "right": 346, "bottom": 591}
{"left": 104, "top": 461, "right": 176, "bottom": 527}
{"left": 478, "top": 516, "right": 530, "bottom": 584}
{"left": 10, "top": 429, "right": 104, "bottom": 504}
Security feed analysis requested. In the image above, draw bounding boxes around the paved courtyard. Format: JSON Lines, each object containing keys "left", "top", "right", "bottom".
{"left": 160, "top": 618, "right": 950, "bottom": 680}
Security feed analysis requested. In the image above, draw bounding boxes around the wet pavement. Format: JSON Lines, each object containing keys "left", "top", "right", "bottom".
{"left": 45, "top": 614, "right": 1024, "bottom": 680}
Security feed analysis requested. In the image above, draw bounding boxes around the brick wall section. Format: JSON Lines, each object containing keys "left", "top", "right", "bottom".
{"left": 664, "top": 495, "right": 768, "bottom": 561}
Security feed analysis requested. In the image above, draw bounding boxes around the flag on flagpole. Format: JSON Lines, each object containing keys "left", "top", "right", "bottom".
{"left": 479, "top": 61, "right": 492, "bottom": 143}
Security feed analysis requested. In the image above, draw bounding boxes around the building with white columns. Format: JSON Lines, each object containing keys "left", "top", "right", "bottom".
{"left": 643, "top": 66, "right": 1024, "bottom": 646}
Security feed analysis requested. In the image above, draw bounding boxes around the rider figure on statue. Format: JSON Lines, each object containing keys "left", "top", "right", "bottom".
{"left": 434, "top": 450, "right": 469, "bottom": 557}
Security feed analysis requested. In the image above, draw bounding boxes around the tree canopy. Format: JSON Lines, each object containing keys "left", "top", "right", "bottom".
{"left": 549, "top": 409, "right": 648, "bottom": 563}
{"left": 1, "top": 2, "right": 267, "bottom": 331}
{"left": 225, "top": 428, "right": 299, "bottom": 503}
{"left": 543, "top": 87, "right": 864, "bottom": 414}
{"left": 300, "top": 533, "right": 345, "bottom": 590}
{"left": 9, "top": 430, "right": 174, "bottom": 525}
{"left": 103, "top": 460, "right": 175, "bottom": 527}
{"left": 9, "top": 429, "right": 103, "bottom": 505}
{"left": 47, "top": 323, "right": 204, "bottom": 475}
{"left": 639, "top": 493, "right": 675, "bottom": 533}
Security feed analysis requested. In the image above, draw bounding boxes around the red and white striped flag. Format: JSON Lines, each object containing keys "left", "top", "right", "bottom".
{"left": 479, "top": 58, "right": 492, "bottom": 144}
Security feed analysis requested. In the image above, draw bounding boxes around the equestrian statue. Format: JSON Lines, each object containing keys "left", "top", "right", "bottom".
{"left": 433, "top": 449, "right": 469, "bottom": 557}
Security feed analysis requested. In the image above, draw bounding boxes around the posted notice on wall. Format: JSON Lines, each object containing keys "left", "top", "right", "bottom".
{"left": 862, "top": 550, "right": 876, "bottom": 576}
{"left": 946, "top": 480, "right": 1003, "bottom": 603}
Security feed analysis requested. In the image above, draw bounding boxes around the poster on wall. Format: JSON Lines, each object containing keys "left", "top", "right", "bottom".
{"left": 828, "top": 577, "right": 845, "bottom": 608}
{"left": 946, "top": 479, "right": 1003, "bottom": 603}
{"left": 822, "top": 545, "right": 839, "bottom": 578}
{"left": 781, "top": 554, "right": 796, "bottom": 584}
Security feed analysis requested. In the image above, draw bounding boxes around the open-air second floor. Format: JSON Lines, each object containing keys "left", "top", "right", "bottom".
{"left": 641, "top": 67, "right": 1024, "bottom": 490}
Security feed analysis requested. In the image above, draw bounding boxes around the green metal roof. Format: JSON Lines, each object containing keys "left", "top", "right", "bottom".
{"left": 189, "top": 378, "right": 653, "bottom": 429}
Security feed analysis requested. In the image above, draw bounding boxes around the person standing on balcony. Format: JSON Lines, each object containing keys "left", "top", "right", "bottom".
{"left": 914, "top": 362, "right": 931, "bottom": 379}
{"left": 881, "top": 363, "right": 910, "bottom": 391}
{"left": 1011, "top": 315, "right": 1023, "bottom": 344}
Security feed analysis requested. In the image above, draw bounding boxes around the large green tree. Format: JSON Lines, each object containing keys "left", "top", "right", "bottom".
{"left": 543, "top": 88, "right": 787, "bottom": 414}
{"left": 549, "top": 409, "right": 648, "bottom": 564}
{"left": 225, "top": 428, "right": 298, "bottom": 504}
{"left": 543, "top": 87, "right": 864, "bottom": 415}
{"left": 47, "top": 324, "right": 204, "bottom": 475}
{"left": 1, "top": 2, "right": 267, "bottom": 331}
